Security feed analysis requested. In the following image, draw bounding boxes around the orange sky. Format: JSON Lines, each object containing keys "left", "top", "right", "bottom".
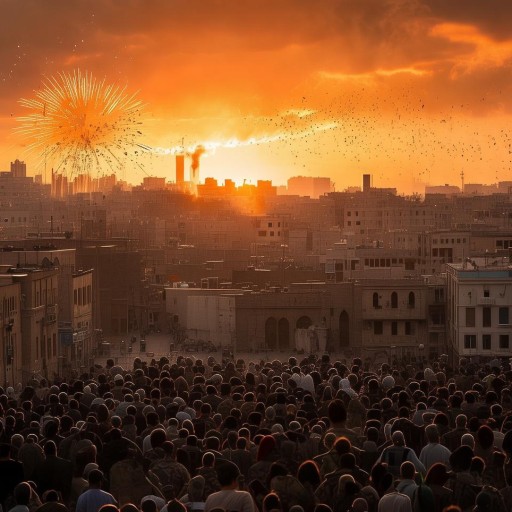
{"left": 1, "top": 0, "right": 512, "bottom": 193}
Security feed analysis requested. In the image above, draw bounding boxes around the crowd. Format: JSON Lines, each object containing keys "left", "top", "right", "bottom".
{"left": 0, "top": 353, "right": 511, "bottom": 512}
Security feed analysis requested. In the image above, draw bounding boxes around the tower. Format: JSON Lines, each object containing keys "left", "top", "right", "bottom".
{"left": 10, "top": 159, "right": 26, "bottom": 178}
{"left": 363, "top": 174, "right": 371, "bottom": 192}
{"left": 176, "top": 154, "right": 185, "bottom": 184}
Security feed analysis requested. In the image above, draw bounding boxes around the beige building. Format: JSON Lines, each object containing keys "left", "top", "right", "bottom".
{"left": 0, "top": 249, "right": 94, "bottom": 375}
{"left": 5, "top": 267, "right": 60, "bottom": 381}
{"left": 354, "top": 278, "right": 430, "bottom": 361}
{"left": 0, "top": 279, "right": 22, "bottom": 385}
{"left": 446, "top": 259, "right": 512, "bottom": 359}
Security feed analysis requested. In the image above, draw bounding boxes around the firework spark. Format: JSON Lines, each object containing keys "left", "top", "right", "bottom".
{"left": 17, "top": 70, "right": 144, "bottom": 175}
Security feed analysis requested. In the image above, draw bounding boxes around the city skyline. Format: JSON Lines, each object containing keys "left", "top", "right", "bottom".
{"left": 1, "top": 1, "right": 512, "bottom": 193}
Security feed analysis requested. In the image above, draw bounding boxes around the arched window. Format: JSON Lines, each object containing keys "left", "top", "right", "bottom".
{"left": 373, "top": 292, "right": 380, "bottom": 308}
{"left": 408, "top": 292, "right": 416, "bottom": 308}
{"left": 265, "top": 318, "right": 277, "bottom": 349}
{"left": 391, "top": 292, "right": 398, "bottom": 308}
{"left": 278, "top": 318, "right": 290, "bottom": 349}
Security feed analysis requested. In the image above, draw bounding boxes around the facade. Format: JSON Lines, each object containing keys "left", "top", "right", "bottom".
{"left": 446, "top": 260, "right": 512, "bottom": 359}
{"left": 354, "top": 278, "right": 430, "bottom": 361}
{"left": 0, "top": 279, "right": 22, "bottom": 385}
{"left": 7, "top": 267, "right": 59, "bottom": 381}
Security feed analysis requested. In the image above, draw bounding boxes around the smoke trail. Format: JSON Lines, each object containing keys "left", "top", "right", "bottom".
{"left": 190, "top": 144, "right": 205, "bottom": 183}
{"left": 138, "top": 120, "right": 338, "bottom": 156}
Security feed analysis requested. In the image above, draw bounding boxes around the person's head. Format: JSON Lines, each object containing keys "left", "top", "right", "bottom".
{"left": 351, "top": 498, "right": 368, "bottom": 512}
{"left": 461, "top": 433, "right": 475, "bottom": 450}
{"left": 216, "top": 461, "right": 240, "bottom": 488}
{"left": 455, "top": 414, "right": 467, "bottom": 429}
{"left": 425, "top": 424, "right": 440, "bottom": 444}
{"left": 400, "top": 461, "right": 415, "bottom": 480}
{"left": 202, "top": 451, "right": 215, "bottom": 468}
{"left": 391, "top": 431, "right": 405, "bottom": 447}
{"left": 13, "top": 483, "right": 31, "bottom": 506}
{"left": 470, "top": 456, "right": 485, "bottom": 476}
{"left": 449, "top": 445, "right": 474, "bottom": 472}
{"left": 120, "top": 505, "right": 139, "bottom": 512}
{"left": 476, "top": 425, "right": 494, "bottom": 450}
{"left": 263, "top": 493, "right": 282, "bottom": 512}
{"left": 328, "top": 400, "right": 347, "bottom": 424}
{"left": 98, "top": 505, "right": 119, "bottom": 512}
{"left": 88, "top": 469, "right": 104, "bottom": 488}
{"left": 141, "top": 499, "right": 157, "bottom": 512}
{"left": 297, "top": 460, "right": 320, "bottom": 488}
{"left": 425, "top": 463, "right": 451, "bottom": 486}
{"left": 44, "top": 440, "right": 57, "bottom": 457}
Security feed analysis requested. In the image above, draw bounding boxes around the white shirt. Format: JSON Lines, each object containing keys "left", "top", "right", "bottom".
{"left": 419, "top": 442, "right": 451, "bottom": 470}
{"left": 378, "top": 491, "right": 412, "bottom": 512}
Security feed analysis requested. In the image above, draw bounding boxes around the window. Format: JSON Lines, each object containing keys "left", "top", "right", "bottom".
{"left": 391, "top": 292, "right": 398, "bottom": 308}
{"left": 258, "top": 231, "right": 266, "bottom": 237}
{"left": 53, "top": 334, "right": 57, "bottom": 357}
{"left": 408, "top": 292, "right": 415, "bottom": 308}
{"left": 482, "top": 334, "right": 492, "bottom": 350}
{"left": 482, "top": 307, "right": 491, "bottom": 328}
{"left": 374, "top": 321, "right": 383, "bottom": 335}
{"left": 500, "top": 334, "right": 510, "bottom": 349}
{"left": 484, "top": 289, "right": 490, "bottom": 297}
{"left": 464, "top": 335, "right": 476, "bottom": 349}
{"left": 499, "top": 307, "right": 509, "bottom": 325}
{"left": 391, "top": 322, "right": 398, "bottom": 335}
{"left": 405, "top": 321, "right": 412, "bottom": 335}
{"left": 373, "top": 293, "right": 380, "bottom": 309}
{"left": 466, "top": 307, "right": 476, "bottom": 328}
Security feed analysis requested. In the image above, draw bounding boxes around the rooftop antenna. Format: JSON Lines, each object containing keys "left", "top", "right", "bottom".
{"left": 460, "top": 170, "right": 465, "bottom": 194}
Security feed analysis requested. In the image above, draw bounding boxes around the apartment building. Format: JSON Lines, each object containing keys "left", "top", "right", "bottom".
{"left": 446, "top": 259, "right": 512, "bottom": 359}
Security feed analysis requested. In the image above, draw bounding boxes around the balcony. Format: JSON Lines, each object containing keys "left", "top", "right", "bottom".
{"left": 478, "top": 297, "right": 496, "bottom": 305}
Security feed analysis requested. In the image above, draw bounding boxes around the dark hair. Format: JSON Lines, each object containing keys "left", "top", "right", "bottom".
{"left": 328, "top": 400, "right": 347, "bottom": 424}
{"left": 88, "top": 469, "right": 104, "bottom": 486}
{"left": 217, "top": 461, "right": 240, "bottom": 486}
{"left": 297, "top": 460, "right": 321, "bottom": 489}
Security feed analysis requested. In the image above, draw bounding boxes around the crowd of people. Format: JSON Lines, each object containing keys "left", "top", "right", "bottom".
{"left": 0, "top": 353, "right": 511, "bottom": 512}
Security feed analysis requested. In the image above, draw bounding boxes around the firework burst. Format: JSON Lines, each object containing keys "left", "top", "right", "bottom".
{"left": 17, "top": 70, "right": 144, "bottom": 176}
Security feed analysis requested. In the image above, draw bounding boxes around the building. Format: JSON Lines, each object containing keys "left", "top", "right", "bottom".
{"left": 0, "top": 249, "right": 94, "bottom": 375}
{"left": 3, "top": 267, "right": 59, "bottom": 381}
{"left": 354, "top": 278, "right": 430, "bottom": 362}
{"left": 0, "top": 279, "right": 22, "bottom": 385}
{"left": 446, "top": 259, "right": 512, "bottom": 359}
{"left": 10, "top": 160, "right": 26, "bottom": 178}
{"left": 176, "top": 154, "right": 185, "bottom": 184}
{"left": 286, "top": 176, "right": 333, "bottom": 198}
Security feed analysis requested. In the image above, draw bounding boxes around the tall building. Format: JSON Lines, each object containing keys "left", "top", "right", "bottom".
{"left": 176, "top": 154, "right": 185, "bottom": 184}
{"left": 10, "top": 160, "right": 26, "bottom": 178}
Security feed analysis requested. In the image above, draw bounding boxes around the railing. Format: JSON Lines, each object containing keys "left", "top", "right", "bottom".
{"left": 478, "top": 297, "right": 496, "bottom": 305}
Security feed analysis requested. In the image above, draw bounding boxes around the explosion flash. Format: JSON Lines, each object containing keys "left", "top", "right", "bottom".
{"left": 17, "top": 70, "right": 144, "bottom": 175}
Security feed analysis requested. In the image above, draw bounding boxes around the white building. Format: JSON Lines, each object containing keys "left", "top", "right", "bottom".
{"left": 446, "top": 259, "right": 512, "bottom": 358}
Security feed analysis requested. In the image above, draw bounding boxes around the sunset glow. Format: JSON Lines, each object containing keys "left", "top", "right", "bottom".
{"left": 1, "top": 1, "right": 512, "bottom": 192}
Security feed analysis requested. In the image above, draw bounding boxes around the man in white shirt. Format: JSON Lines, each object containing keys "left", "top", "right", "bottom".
{"left": 204, "top": 461, "right": 255, "bottom": 512}
{"left": 76, "top": 469, "right": 117, "bottom": 512}
{"left": 419, "top": 424, "right": 451, "bottom": 471}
